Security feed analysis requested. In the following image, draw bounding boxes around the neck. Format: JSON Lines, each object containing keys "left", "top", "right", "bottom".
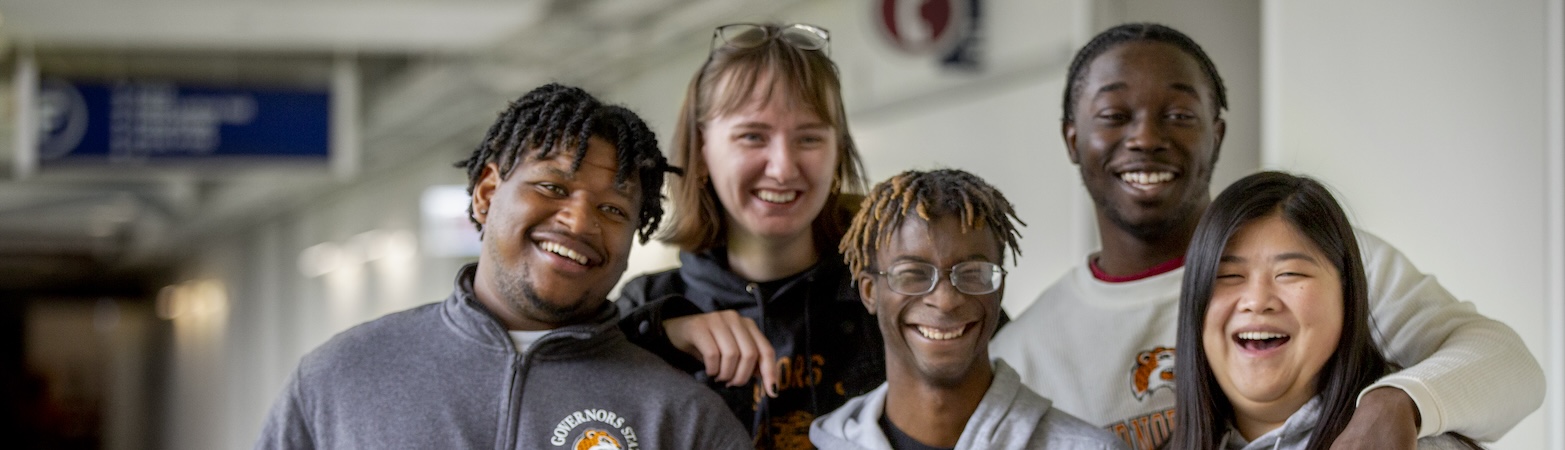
{"left": 883, "top": 363, "right": 992, "bottom": 448}
{"left": 726, "top": 226, "right": 819, "bottom": 282}
{"left": 1092, "top": 208, "right": 1203, "bottom": 276}
{"left": 471, "top": 261, "right": 556, "bottom": 331}
{"left": 1232, "top": 392, "right": 1315, "bottom": 442}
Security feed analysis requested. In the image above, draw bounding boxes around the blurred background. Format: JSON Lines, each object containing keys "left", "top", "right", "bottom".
{"left": 0, "top": 0, "right": 1559, "bottom": 449}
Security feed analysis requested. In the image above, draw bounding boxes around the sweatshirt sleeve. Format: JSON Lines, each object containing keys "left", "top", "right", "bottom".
{"left": 615, "top": 275, "right": 705, "bottom": 373}
{"left": 254, "top": 366, "right": 317, "bottom": 450}
{"left": 1353, "top": 230, "right": 1544, "bottom": 441}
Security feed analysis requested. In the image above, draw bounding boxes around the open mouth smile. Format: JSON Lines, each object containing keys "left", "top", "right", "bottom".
{"left": 913, "top": 323, "right": 975, "bottom": 341}
{"left": 1234, "top": 330, "right": 1291, "bottom": 351}
{"left": 1118, "top": 170, "right": 1176, "bottom": 189}
{"left": 755, "top": 189, "right": 799, "bottom": 204}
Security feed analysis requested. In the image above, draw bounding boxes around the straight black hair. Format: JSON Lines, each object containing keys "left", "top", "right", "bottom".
{"left": 1172, "top": 171, "right": 1381, "bottom": 450}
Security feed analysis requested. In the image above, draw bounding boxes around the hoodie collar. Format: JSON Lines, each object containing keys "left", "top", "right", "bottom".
{"left": 676, "top": 247, "right": 857, "bottom": 310}
{"left": 442, "top": 263, "right": 624, "bottom": 359}
{"left": 1224, "top": 396, "right": 1324, "bottom": 450}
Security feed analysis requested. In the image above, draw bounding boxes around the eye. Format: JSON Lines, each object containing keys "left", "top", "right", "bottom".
{"left": 736, "top": 132, "right": 766, "bottom": 146}
{"left": 599, "top": 204, "right": 629, "bottom": 220}
{"left": 1095, "top": 110, "right": 1130, "bottom": 124}
{"left": 797, "top": 133, "right": 829, "bottom": 147}
{"left": 536, "top": 183, "right": 567, "bottom": 197}
{"left": 1215, "top": 273, "right": 1243, "bottom": 283}
{"left": 1166, "top": 111, "right": 1197, "bottom": 121}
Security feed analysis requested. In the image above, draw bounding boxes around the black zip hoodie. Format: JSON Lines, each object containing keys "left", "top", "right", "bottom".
{"left": 617, "top": 248, "right": 885, "bottom": 449}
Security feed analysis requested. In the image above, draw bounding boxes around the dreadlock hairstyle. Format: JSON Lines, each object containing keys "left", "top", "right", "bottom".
{"left": 454, "top": 83, "right": 677, "bottom": 243}
{"left": 841, "top": 169, "right": 1025, "bottom": 276}
{"left": 1061, "top": 22, "right": 1228, "bottom": 123}
{"left": 661, "top": 22, "right": 868, "bottom": 254}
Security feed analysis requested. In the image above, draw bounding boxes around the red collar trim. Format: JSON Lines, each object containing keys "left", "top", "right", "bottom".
{"left": 1090, "top": 255, "right": 1185, "bottom": 283}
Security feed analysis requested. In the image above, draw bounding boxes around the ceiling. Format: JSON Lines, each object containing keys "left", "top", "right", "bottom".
{"left": 0, "top": 0, "right": 799, "bottom": 292}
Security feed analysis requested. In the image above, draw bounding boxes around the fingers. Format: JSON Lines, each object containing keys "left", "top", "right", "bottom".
{"left": 662, "top": 310, "right": 778, "bottom": 396}
{"left": 750, "top": 321, "right": 779, "bottom": 398}
{"left": 722, "top": 313, "right": 757, "bottom": 387}
{"left": 665, "top": 315, "right": 722, "bottom": 377}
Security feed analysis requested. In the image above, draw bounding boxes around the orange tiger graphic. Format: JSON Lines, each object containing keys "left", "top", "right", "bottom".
{"left": 1130, "top": 346, "right": 1176, "bottom": 401}
{"left": 574, "top": 429, "right": 622, "bottom": 450}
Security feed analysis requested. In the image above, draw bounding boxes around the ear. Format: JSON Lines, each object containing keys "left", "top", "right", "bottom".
{"left": 1210, "top": 116, "right": 1227, "bottom": 169}
{"left": 1063, "top": 120, "right": 1082, "bottom": 165}
{"left": 472, "top": 162, "right": 502, "bottom": 227}
{"left": 857, "top": 272, "right": 878, "bottom": 314}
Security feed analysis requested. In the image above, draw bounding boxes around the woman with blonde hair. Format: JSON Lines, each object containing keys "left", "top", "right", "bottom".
{"left": 616, "top": 23, "right": 881, "bottom": 448}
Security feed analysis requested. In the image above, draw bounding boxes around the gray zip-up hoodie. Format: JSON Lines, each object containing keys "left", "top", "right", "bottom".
{"left": 1223, "top": 397, "right": 1475, "bottom": 450}
{"left": 255, "top": 263, "right": 750, "bottom": 450}
{"left": 808, "top": 360, "right": 1127, "bottom": 450}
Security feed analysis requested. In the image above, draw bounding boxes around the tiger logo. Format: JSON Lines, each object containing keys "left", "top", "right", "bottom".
{"left": 574, "top": 429, "right": 622, "bottom": 450}
{"left": 1130, "top": 346, "right": 1176, "bottom": 400}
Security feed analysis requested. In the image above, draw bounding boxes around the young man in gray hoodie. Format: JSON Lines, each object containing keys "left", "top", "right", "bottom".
{"left": 255, "top": 84, "right": 750, "bottom": 450}
{"left": 810, "top": 169, "right": 1125, "bottom": 450}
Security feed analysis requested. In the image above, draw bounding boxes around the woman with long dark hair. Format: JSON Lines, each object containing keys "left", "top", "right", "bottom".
{"left": 1171, "top": 172, "right": 1480, "bottom": 450}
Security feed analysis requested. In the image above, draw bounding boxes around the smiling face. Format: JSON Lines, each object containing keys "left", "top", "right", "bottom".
{"left": 471, "top": 136, "right": 640, "bottom": 330}
{"left": 859, "top": 214, "right": 1004, "bottom": 388}
{"left": 1203, "top": 213, "right": 1343, "bottom": 424}
{"left": 1065, "top": 41, "right": 1226, "bottom": 240}
{"left": 701, "top": 82, "right": 839, "bottom": 245}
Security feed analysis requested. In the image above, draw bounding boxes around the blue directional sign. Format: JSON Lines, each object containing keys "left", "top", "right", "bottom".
{"left": 36, "top": 79, "right": 330, "bottom": 165}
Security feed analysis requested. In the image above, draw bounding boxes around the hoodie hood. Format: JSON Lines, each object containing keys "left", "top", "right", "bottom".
{"left": 808, "top": 361, "right": 1051, "bottom": 450}
{"left": 1223, "top": 396, "right": 1323, "bottom": 450}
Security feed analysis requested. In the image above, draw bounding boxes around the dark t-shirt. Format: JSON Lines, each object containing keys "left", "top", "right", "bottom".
{"left": 879, "top": 412, "right": 954, "bottom": 450}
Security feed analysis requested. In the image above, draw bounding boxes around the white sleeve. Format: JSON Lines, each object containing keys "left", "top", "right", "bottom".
{"left": 1353, "top": 230, "right": 1544, "bottom": 441}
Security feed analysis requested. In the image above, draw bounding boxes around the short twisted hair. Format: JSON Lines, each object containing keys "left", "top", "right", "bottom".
{"left": 1062, "top": 22, "right": 1228, "bottom": 123}
{"left": 841, "top": 169, "right": 1025, "bottom": 275}
{"left": 454, "top": 83, "right": 677, "bottom": 242}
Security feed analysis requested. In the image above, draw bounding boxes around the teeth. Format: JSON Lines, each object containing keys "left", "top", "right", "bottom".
{"left": 916, "top": 325, "right": 966, "bottom": 340}
{"left": 1237, "top": 331, "right": 1288, "bottom": 341}
{"left": 1119, "top": 171, "right": 1175, "bottom": 185}
{"left": 540, "top": 241, "right": 588, "bottom": 265}
{"left": 756, "top": 190, "right": 798, "bottom": 204}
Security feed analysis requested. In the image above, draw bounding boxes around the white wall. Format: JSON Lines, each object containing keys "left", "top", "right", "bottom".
{"left": 1263, "top": 1, "right": 1553, "bottom": 448}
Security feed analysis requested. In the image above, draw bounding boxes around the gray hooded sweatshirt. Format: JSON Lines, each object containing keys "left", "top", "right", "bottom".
{"left": 1223, "top": 396, "right": 1476, "bottom": 450}
{"left": 808, "top": 360, "right": 1127, "bottom": 450}
{"left": 255, "top": 264, "right": 750, "bottom": 450}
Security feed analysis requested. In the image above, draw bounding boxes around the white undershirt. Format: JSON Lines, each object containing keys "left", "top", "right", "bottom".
{"left": 507, "top": 330, "right": 551, "bottom": 355}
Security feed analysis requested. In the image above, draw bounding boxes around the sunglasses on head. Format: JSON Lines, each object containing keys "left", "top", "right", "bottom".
{"left": 710, "top": 23, "right": 831, "bottom": 56}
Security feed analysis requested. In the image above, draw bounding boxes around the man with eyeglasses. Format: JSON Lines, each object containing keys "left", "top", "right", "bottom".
{"left": 809, "top": 169, "right": 1124, "bottom": 450}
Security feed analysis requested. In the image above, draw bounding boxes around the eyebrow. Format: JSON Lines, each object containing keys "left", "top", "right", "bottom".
{"left": 543, "top": 166, "right": 639, "bottom": 199}
{"left": 1219, "top": 252, "right": 1321, "bottom": 265}
{"left": 1092, "top": 81, "right": 1202, "bottom": 101}
{"left": 1169, "top": 82, "right": 1201, "bottom": 100}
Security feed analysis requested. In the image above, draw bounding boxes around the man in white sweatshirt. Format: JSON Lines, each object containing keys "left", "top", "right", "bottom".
{"left": 809, "top": 169, "right": 1125, "bottom": 450}
{"left": 989, "top": 22, "right": 1544, "bottom": 450}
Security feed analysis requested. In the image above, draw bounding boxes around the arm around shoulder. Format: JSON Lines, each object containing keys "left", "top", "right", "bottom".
{"left": 1354, "top": 230, "right": 1544, "bottom": 441}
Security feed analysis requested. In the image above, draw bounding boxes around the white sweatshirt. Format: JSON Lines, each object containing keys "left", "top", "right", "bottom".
{"left": 989, "top": 229, "right": 1542, "bottom": 449}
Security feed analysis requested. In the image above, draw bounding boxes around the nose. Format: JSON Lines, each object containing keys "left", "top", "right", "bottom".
{"left": 1235, "top": 278, "right": 1280, "bottom": 314}
{"left": 556, "top": 195, "right": 597, "bottom": 234}
{"left": 921, "top": 277, "right": 965, "bottom": 313}
{"left": 762, "top": 139, "right": 800, "bottom": 182}
{"left": 1126, "top": 116, "right": 1168, "bottom": 152}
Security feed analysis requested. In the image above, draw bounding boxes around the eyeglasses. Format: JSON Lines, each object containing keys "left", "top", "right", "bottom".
{"left": 874, "top": 261, "right": 1007, "bottom": 296}
{"left": 711, "top": 23, "right": 831, "bottom": 56}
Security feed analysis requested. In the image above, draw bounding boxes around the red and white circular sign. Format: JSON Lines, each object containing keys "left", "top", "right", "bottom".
{"left": 875, "top": 0, "right": 973, "bottom": 56}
